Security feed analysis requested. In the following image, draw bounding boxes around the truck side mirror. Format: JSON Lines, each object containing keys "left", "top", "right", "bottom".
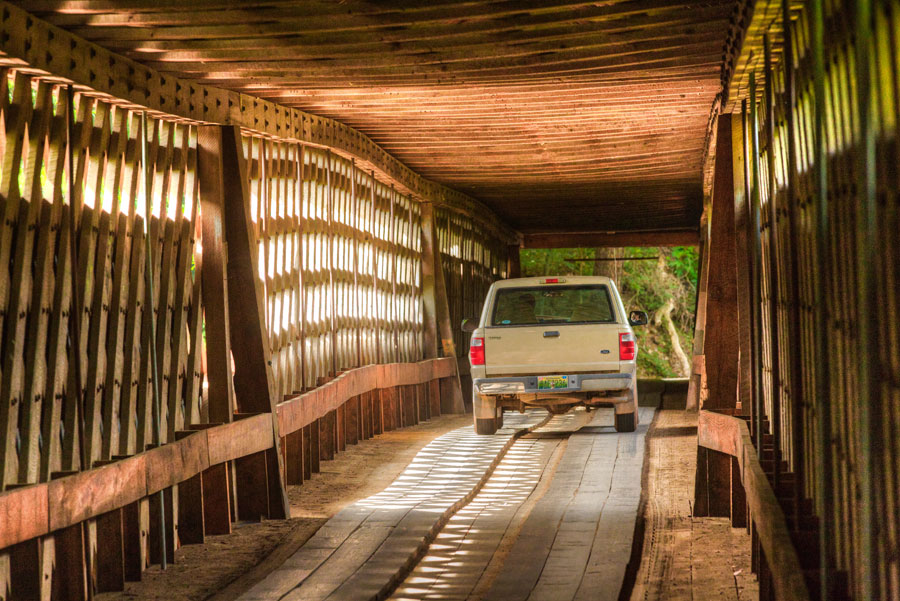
{"left": 461, "top": 318, "right": 478, "bottom": 332}
{"left": 628, "top": 310, "right": 649, "bottom": 326}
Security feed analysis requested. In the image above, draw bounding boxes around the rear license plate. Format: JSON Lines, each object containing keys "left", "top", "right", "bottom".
{"left": 537, "top": 375, "right": 569, "bottom": 390}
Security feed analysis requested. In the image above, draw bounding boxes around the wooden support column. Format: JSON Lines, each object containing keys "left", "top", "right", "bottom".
{"left": 420, "top": 202, "right": 440, "bottom": 360}
{"left": 320, "top": 411, "right": 335, "bottom": 461}
{"left": 733, "top": 111, "right": 753, "bottom": 416}
{"left": 284, "top": 430, "right": 304, "bottom": 485}
{"left": 302, "top": 425, "right": 313, "bottom": 480}
{"left": 201, "top": 462, "right": 231, "bottom": 536}
{"left": 429, "top": 379, "right": 441, "bottom": 418}
{"left": 54, "top": 524, "right": 87, "bottom": 601}
{"left": 309, "top": 422, "right": 320, "bottom": 474}
{"left": 346, "top": 398, "right": 359, "bottom": 445}
{"left": 235, "top": 451, "right": 270, "bottom": 521}
{"left": 197, "top": 127, "right": 236, "bottom": 425}
{"left": 507, "top": 244, "right": 521, "bottom": 278}
{"left": 148, "top": 487, "right": 176, "bottom": 565}
{"left": 95, "top": 509, "right": 125, "bottom": 593}
{"left": 178, "top": 471, "right": 205, "bottom": 544}
{"left": 420, "top": 204, "right": 465, "bottom": 413}
{"left": 694, "top": 447, "right": 731, "bottom": 518}
{"left": 731, "top": 456, "right": 748, "bottom": 528}
{"left": 8, "top": 538, "right": 40, "bottom": 601}
{"left": 214, "top": 124, "right": 289, "bottom": 519}
{"left": 703, "top": 114, "right": 740, "bottom": 411}
{"left": 693, "top": 115, "right": 741, "bottom": 518}
{"left": 122, "top": 499, "right": 148, "bottom": 581}
{"left": 686, "top": 213, "right": 710, "bottom": 412}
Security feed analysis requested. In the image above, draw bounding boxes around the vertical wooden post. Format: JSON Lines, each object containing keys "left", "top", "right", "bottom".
{"left": 352, "top": 164, "right": 362, "bottom": 367}
{"left": 95, "top": 509, "right": 125, "bottom": 592}
{"left": 284, "top": 429, "right": 304, "bottom": 485}
{"left": 732, "top": 110, "right": 753, "bottom": 417}
{"left": 148, "top": 487, "right": 176, "bottom": 565}
{"left": 428, "top": 209, "right": 465, "bottom": 413}
{"left": 370, "top": 172, "right": 381, "bottom": 365}
{"left": 853, "top": 1, "right": 880, "bottom": 595}
{"left": 731, "top": 456, "right": 748, "bottom": 528}
{"left": 201, "top": 463, "right": 231, "bottom": 535}
{"left": 302, "top": 425, "right": 313, "bottom": 480}
{"left": 507, "top": 244, "right": 521, "bottom": 278}
{"left": 420, "top": 202, "right": 440, "bottom": 360}
{"left": 216, "top": 125, "right": 289, "bottom": 519}
{"left": 297, "top": 146, "right": 308, "bottom": 391}
{"left": 8, "top": 539, "right": 40, "bottom": 601}
{"left": 707, "top": 449, "right": 731, "bottom": 517}
{"left": 325, "top": 151, "right": 338, "bottom": 376}
{"left": 811, "top": 1, "right": 834, "bottom": 594}
{"left": 686, "top": 212, "right": 710, "bottom": 412}
{"left": 748, "top": 73, "right": 766, "bottom": 452}
{"left": 704, "top": 114, "right": 740, "bottom": 411}
{"left": 309, "top": 420, "right": 320, "bottom": 474}
{"left": 389, "top": 186, "right": 400, "bottom": 362}
{"left": 763, "top": 35, "right": 783, "bottom": 489}
{"left": 694, "top": 446, "right": 709, "bottom": 516}
{"left": 197, "top": 127, "right": 235, "bottom": 425}
{"left": 54, "top": 524, "right": 87, "bottom": 601}
{"left": 121, "top": 499, "right": 148, "bottom": 581}
{"left": 779, "top": 1, "right": 807, "bottom": 529}
{"left": 178, "top": 471, "right": 205, "bottom": 545}
{"left": 235, "top": 451, "right": 270, "bottom": 521}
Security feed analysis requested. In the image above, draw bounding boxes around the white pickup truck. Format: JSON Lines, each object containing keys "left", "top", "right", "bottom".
{"left": 462, "top": 276, "right": 648, "bottom": 435}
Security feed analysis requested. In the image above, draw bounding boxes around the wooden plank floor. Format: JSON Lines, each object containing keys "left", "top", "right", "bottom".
{"left": 391, "top": 406, "right": 655, "bottom": 601}
{"left": 238, "top": 410, "right": 549, "bottom": 601}
{"left": 242, "top": 407, "right": 655, "bottom": 601}
{"left": 628, "top": 405, "right": 758, "bottom": 601}
{"left": 483, "top": 407, "right": 655, "bottom": 601}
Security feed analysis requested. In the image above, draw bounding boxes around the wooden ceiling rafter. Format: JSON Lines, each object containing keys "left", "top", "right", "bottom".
{"left": 10, "top": 0, "right": 741, "bottom": 235}
{"left": 0, "top": 0, "right": 516, "bottom": 242}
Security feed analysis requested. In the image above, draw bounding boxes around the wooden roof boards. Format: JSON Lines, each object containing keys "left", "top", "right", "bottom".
{"left": 13, "top": 0, "right": 741, "bottom": 235}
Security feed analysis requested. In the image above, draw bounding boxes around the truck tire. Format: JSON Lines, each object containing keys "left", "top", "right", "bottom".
{"left": 475, "top": 417, "right": 499, "bottom": 435}
{"left": 615, "top": 412, "right": 636, "bottom": 432}
{"left": 473, "top": 385, "right": 499, "bottom": 435}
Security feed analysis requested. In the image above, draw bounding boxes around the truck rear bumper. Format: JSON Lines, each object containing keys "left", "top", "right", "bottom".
{"left": 474, "top": 373, "right": 632, "bottom": 395}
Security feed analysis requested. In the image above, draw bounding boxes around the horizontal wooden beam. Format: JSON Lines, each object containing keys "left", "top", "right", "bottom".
{"left": 276, "top": 359, "right": 456, "bottom": 435}
{"left": 697, "top": 410, "right": 811, "bottom": 601}
{"left": 521, "top": 229, "right": 699, "bottom": 248}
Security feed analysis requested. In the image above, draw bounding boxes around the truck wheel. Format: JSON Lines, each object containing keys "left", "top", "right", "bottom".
{"left": 473, "top": 385, "right": 499, "bottom": 435}
{"left": 614, "top": 380, "right": 639, "bottom": 432}
{"left": 615, "top": 412, "right": 636, "bottom": 432}
{"left": 475, "top": 417, "right": 499, "bottom": 435}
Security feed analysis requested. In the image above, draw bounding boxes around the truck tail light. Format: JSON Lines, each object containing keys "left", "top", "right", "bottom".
{"left": 469, "top": 338, "right": 485, "bottom": 366}
{"left": 619, "top": 332, "right": 636, "bottom": 361}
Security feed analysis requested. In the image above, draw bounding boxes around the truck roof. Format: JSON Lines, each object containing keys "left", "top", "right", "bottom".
{"left": 491, "top": 275, "right": 616, "bottom": 289}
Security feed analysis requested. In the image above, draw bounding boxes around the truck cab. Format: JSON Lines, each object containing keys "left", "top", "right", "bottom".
{"left": 462, "top": 276, "right": 648, "bottom": 435}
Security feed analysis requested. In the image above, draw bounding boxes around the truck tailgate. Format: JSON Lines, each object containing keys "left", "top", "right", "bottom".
{"left": 484, "top": 324, "right": 621, "bottom": 376}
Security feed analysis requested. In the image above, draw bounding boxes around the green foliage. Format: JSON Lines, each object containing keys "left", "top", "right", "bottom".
{"left": 520, "top": 247, "right": 596, "bottom": 277}
{"left": 638, "top": 348, "right": 677, "bottom": 378}
{"left": 667, "top": 246, "right": 699, "bottom": 290}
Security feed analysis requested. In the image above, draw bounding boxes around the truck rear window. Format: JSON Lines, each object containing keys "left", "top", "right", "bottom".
{"left": 490, "top": 285, "right": 616, "bottom": 326}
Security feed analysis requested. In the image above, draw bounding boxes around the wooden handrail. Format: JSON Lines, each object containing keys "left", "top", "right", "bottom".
{"left": 0, "top": 359, "right": 455, "bottom": 551}
{"left": 698, "top": 410, "right": 810, "bottom": 601}
{"left": 276, "top": 359, "right": 455, "bottom": 435}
